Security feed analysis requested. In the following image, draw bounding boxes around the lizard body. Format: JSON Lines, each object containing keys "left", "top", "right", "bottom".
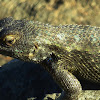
{"left": 0, "top": 17, "right": 100, "bottom": 99}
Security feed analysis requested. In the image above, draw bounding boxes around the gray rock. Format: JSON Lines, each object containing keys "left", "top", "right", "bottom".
{"left": 0, "top": 59, "right": 100, "bottom": 100}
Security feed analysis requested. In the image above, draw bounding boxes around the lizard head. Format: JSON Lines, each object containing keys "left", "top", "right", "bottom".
{"left": 0, "top": 17, "right": 53, "bottom": 63}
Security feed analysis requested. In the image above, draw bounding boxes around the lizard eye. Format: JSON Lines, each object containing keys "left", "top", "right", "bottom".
{"left": 3, "top": 35, "right": 16, "bottom": 46}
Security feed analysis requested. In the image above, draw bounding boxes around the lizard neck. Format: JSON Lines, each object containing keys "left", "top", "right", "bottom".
{"left": 33, "top": 24, "right": 100, "bottom": 54}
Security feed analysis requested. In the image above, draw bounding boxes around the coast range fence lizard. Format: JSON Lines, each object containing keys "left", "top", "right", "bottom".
{"left": 0, "top": 17, "right": 100, "bottom": 100}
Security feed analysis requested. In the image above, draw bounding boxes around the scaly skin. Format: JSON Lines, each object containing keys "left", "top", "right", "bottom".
{"left": 0, "top": 17, "right": 100, "bottom": 100}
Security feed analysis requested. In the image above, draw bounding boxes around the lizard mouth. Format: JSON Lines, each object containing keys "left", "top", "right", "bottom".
{"left": 0, "top": 46, "right": 14, "bottom": 57}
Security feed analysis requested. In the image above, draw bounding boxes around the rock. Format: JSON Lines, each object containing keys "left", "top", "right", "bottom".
{"left": 0, "top": 59, "right": 99, "bottom": 100}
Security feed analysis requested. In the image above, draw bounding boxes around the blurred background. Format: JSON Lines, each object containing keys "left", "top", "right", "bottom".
{"left": 0, "top": 0, "right": 100, "bottom": 66}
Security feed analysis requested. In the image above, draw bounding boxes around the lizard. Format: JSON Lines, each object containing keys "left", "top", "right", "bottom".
{"left": 0, "top": 17, "right": 100, "bottom": 100}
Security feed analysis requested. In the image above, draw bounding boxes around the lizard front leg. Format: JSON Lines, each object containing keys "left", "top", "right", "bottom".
{"left": 41, "top": 53, "right": 82, "bottom": 100}
{"left": 52, "top": 68, "right": 82, "bottom": 100}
